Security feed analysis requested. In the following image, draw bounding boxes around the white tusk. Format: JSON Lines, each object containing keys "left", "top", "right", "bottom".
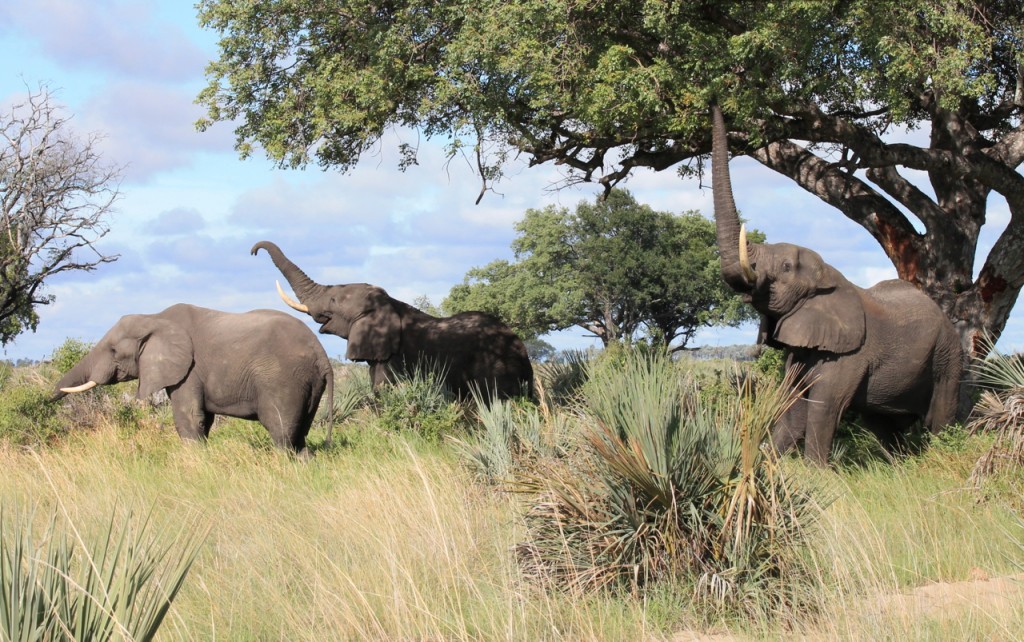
{"left": 276, "top": 280, "right": 309, "bottom": 313}
{"left": 739, "top": 224, "right": 757, "bottom": 283}
{"left": 61, "top": 380, "right": 98, "bottom": 394}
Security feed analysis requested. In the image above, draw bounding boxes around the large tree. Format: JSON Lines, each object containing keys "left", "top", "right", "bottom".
{"left": 0, "top": 86, "right": 120, "bottom": 345}
{"left": 196, "top": 0, "right": 1024, "bottom": 360}
{"left": 443, "top": 189, "right": 757, "bottom": 351}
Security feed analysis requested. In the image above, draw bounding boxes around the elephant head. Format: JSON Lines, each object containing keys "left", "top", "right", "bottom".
{"left": 710, "top": 103, "right": 865, "bottom": 354}
{"left": 250, "top": 241, "right": 401, "bottom": 362}
{"left": 52, "top": 314, "right": 194, "bottom": 400}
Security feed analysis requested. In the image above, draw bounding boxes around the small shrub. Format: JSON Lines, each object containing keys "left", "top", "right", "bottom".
{"left": 0, "top": 369, "right": 65, "bottom": 446}
{"left": 534, "top": 349, "right": 591, "bottom": 409}
{"left": 49, "top": 337, "right": 92, "bottom": 375}
{"left": 331, "top": 366, "right": 373, "bottom": 424}
{"left": 753, "top": 346, "right": 785, "bottom": 380}
{"left": 932, "top": 422, "right": 971, "bottom": 454}
{"left": 375, "top": 367, "right": 465, "bottom": 442}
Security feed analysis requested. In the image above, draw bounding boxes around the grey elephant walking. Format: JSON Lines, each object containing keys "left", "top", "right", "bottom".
{"left": 251, "top": 241, "right": 534, "bottom": 400}
{"left": 52, "top": 304, "right": 334, "bottom": 454}
{"left": 710, "top": 103, "right": 962, "bottom": 465}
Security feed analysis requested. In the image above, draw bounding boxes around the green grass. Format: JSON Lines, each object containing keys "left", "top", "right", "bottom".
{"left": 1, "top": 355, "right": 1022, "bottom": 640}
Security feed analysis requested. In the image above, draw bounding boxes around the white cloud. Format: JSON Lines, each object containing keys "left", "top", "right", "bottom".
{"left": 1, "top": 0, "right": 208, "bottom": 82}
{"left": 79, "top": 80, "right": 235, "bottom": 181}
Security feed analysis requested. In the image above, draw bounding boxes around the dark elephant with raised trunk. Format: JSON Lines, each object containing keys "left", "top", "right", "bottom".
{"left": 710, "top": 103, "right": 962, "bottom": 465}
{"left": 52, "top": 303, "right": 334, "bottom": 455}
{"left": 251, "top": 241, "right": 534, "bottom": 401}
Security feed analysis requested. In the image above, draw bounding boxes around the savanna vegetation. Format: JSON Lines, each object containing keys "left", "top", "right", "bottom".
{"left": 0, "top": 338, "right": 1022, "bottom": 640}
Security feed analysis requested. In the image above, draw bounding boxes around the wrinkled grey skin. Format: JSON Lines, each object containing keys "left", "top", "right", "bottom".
{"left": 52, "top": 304, "right": 334, "bottom": 454}
{"left": 252, "top": 241, "right": 534, "bottom": 401}
{"left": 710, "top": 103, "right": 962, "bottom": 465}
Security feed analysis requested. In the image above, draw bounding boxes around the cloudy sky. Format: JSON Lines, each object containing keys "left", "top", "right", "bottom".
{"left": 0, "top": 0, "right": 1020, "bottom": 362}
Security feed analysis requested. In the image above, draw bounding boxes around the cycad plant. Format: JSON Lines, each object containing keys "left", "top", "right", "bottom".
{"left": 967, "top": 340, "right": 1024, "bottom": 484}
{"left": 514, "top": 350, "right": 818, "bottom": 614}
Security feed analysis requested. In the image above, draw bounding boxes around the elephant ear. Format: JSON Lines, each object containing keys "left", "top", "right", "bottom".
{"left": 137, "top": 317, "right": 194, "bottom": 399}
{"left": 773, "top": 275, "right": 866, "bottom": 354}
{"left": 346, "top": 291, "right": 401, "bottom": 362}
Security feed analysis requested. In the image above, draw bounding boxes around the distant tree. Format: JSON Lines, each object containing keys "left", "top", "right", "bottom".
{"left": 412, "top": 294, "right": 445, "bottom": 317}
{"left": 444, "top": 190, "right": 758, "bottom": 352}
{"left": 0, "top": 86, "right": 120, "bottom": 345}
{"left": 523, "top": 337, "right": 557, "bottom": 363}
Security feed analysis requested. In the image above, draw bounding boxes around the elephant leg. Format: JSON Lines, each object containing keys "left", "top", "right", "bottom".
{"left": 771, "top": 395, "right": 807, "bottom": 455}
{"left": 368, "top": 361, "right": 394, "bottom": 388}
{"left": 924, "top": 366, "right": 961, "bottom": 434}
{"left": 256, "top": 400, "right": 309, "bottom": 453}
{"left": 770, "top": 353, "right": 809, "bottom": 455}
{"left": 803, "top": 361, "right": 861, "bottom": 465}
{"left": 168, "top": 388, "right": 211, "bottom": 442}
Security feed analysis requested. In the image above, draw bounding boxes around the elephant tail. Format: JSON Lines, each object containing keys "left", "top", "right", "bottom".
{"left": 323, "top": 360, "right": 335, "bottom": 448}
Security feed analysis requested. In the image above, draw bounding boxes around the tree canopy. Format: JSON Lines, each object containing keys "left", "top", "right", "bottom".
{"left": 196, "top": 0, "right": 1024, "bottom": 358}
{"left": 443, "top": 189, "right": 758, "bottom": 351}
{"left": 0, "top": 87, "right": 120, "bottom": 345}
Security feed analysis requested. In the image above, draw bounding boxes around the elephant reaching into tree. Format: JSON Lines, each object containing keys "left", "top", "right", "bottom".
{"left": 710, "top": 103, "right": 962, "bottom": 465}
{"left": 251, "top": 241, "right": 534, "bottom": 400}
{"left": 52, "top": 304, "right": 334, "bottom": 454}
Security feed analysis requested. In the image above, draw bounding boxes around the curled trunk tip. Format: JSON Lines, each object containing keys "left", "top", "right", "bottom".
{"left": 251, "top": 240, "right": 323, "bottom": 303}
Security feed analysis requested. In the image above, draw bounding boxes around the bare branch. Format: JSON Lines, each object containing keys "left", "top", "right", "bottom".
{"left": 0, "top": 84, "right": 122, "bottom": 344}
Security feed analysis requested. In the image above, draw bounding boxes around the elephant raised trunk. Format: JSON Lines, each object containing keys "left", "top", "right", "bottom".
{"left": 711, "top": 102, "right": 756, "bottom": 291}
{"left": 250, "top": 241, "right": 325, "bottom": 306}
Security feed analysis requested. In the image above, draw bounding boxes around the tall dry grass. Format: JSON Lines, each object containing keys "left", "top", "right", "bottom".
{"left": 0, "top": 425, "right": 680, "bottom": 641}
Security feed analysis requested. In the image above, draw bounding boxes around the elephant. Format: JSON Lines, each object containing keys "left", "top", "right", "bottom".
{"left": 709, "top": 103, "right": 962, "bottom": 465}
{"left": 52, "top": 303, "right": 334, "bottom": 454}
{"left": 251, "top": 241, "right": 534, "bottom": 401}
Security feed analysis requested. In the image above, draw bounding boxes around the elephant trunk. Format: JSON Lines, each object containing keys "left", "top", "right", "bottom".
{"left": 710, "top": 103, "right": 756, "bottom": 291}
{"left": 51, "top": 355, "right": 98, "bottom": 401}
{"left": 251, "top": 241, "right": 326, "bottom": 306}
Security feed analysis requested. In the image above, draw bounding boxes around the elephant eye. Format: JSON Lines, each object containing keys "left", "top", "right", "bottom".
{"left": 783, "top": 261, "right": 793, "bottom": 273}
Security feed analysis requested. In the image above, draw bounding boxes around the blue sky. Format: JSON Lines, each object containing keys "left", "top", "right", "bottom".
{"left": 0, "top": 0, "right": 1020, "bottom": 361}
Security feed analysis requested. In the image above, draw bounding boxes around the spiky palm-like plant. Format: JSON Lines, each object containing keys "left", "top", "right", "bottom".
{"left": 514, "top": 350, "right": 818, "bottom": 613}
{"left": 967, "top": 340, "right": 1024, "bottom": 484}
{"left": 0, "top": 506, "right": 206, "bottom": 641}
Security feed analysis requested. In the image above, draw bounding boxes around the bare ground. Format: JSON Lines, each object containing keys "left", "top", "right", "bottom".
{"left": 671, "top": 570, "right": 1024, "bottom": 641}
